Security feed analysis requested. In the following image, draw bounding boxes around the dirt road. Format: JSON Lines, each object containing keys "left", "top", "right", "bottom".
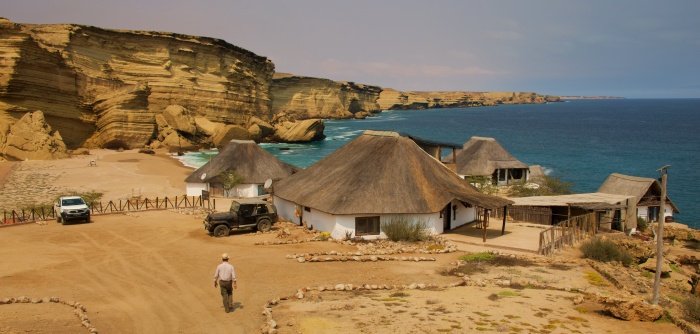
{"left": 0, "top": 210, "right": 685, "bottom": 334}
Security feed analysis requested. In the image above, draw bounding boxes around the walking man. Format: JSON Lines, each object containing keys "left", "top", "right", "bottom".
{"left": 214, "top": 253, "right": 237, "bottom": 313}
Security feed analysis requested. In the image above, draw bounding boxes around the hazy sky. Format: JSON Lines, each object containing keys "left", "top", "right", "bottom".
{"left": 3, "top": 1, "right": 699, "bottom": 98}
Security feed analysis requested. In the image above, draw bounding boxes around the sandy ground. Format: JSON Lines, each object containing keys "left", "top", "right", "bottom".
{"left": 0, "top": 152, "right": 690, "bottom": 333}
{"left": 0, "top": 149, "right": 193, "bottom": 210}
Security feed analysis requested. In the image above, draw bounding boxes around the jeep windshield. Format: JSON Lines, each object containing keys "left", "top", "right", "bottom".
{"left": 62, "top": 198, "right": 86, "bottom": 206}
{"left": 230, "top": 202, "right": 240, "bottom": 212}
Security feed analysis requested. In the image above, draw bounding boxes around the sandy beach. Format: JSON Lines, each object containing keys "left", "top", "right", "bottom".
{"left": 0, "top": 152, "right": 692, "bottom": 333}
{"left": 0, "top": 149, "right": 194, "bottom": 211}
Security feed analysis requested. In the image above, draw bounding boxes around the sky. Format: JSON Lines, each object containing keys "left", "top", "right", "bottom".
{"left": 2, "top": 1, "right": 699, "bottom": 98}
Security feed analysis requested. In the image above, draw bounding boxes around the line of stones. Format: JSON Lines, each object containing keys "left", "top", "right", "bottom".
{"left": 0, "top": 296, "right": 97, "bottom": 333}
{"left": 258, "top": 278, "right": 588, "bottom": 334}
{"left": 287, "top": 254, "right": 437, "bottom": 263}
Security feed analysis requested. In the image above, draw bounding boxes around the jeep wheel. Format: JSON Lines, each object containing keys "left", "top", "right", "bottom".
{"left": 256, "top": 219, "right": 272, "bottom": 233}
{"left": 213, "top": 225, "right": 230, "bottom": 237}
{"left": 56, "top": 216, "right": 61, "bottom": 223}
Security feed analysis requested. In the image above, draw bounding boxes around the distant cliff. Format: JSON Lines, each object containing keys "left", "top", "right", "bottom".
{"left": 271, "top": 74, "right": 382, "bottom": 121}
{"left": 377, "top": 89, "right": 560, "bottom": 110}
{"left": 0, "top": 18, "right": 276, "bottom": 159}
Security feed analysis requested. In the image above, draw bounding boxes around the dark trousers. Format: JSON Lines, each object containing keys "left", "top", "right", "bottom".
{"left": 219, "top": 280, "right": 233, "bottom": 311}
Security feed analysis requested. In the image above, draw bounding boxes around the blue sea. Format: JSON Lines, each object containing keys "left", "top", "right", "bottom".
{"left": 178, "top": 99, "right": 700, "bottom": 228}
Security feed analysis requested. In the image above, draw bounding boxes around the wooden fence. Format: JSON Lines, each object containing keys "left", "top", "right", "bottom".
{"left": 538, "top": 212, "right": 598, "bottom": 256}
{"left": 1, "top": 195, "right": 210, "bottom": 225}
{"left": 491, "top": 205, "right": 552, "bottom": 225}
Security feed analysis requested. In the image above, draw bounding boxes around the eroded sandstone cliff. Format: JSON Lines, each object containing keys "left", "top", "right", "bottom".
{"left": 0, "top": 18, "right": 275, "bottom": 158}
{"left": 271, "top": 74, "right": 382, "bottom": 121}
{"left": 377, "top": 88, "right": 560, "bottom": 110}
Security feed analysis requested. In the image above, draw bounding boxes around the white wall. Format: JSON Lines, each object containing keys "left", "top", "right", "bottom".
{"left": 273, "top": 196, "right": 301, "bottom": 225}
{"left": 637, "top": 204, "right": 675, "bottom": 222}
{"left": 273, "top": 198, "right": 483, "bottom": 240}
{"left": 186, "top": 183, "right": 208, "bottom": 197}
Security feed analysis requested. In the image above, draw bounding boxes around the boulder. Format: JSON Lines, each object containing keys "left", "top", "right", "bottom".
{"left": 72, "top": 148, "right": 90, "bottom": 155}
{"left": 1, "top": 111, "right": 69, "bottom": 160}
{"left": 194, "top": 117, "right": 223, "bottom": 136}
{"left": 162, "top": 105, "right": 197, "bottom": 135}
{"left": 273, "top": 119, "right": 325, "bottom": 143}
{"left": 597, "top": 294, "right": 663, "bottom": 321}
{"left": 161, "top": 131, "right": 197, "bottom": 151}
{"left": 211, "top": 125, "right": 252, "bottom": 147}
{"left": 640, "top": 257, "right": 672, "bottom": 275}
{"left": 247, "top": 116, "right": 275, "bottom": 140}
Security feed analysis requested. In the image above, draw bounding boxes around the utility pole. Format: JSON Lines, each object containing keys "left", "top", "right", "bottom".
{"left": 652, "top": 165, "right": 670, "bottom": 305}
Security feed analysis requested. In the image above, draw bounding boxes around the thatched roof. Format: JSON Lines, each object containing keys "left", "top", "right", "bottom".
{"left": 451, "top": 136, "right": 528, "bottom": 176}
{"left": 185, "top": 140, "right": 299, "bottom": 184}
{"left": 597, "top": 173, "right": 679, "bottom": 213}
{"left": 274, "top": 130, "right": 513, "bottom": 215}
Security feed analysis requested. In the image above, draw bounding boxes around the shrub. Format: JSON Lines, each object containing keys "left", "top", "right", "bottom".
{"left": 637, "top": 217, "right": 648, "bottom": 232}
{"left": 459, "top": 252, "right": 496, "bottom": 262}
{"left": 381, "top": 217, "right": 430, "bottom": 242}
{"left": 579, "top": 237, "right": 635, "bottom": 266}
{"left": 682, "top": 296, "right": 700, "bottom": 323}
{"left": 508, "top": 175, "right": 573, "bottom": 197}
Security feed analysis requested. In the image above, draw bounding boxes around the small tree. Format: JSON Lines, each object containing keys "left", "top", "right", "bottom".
{"left": 465, "top": 175, "right": 497, "bottom": 195}
{"left": 218, "top": 169, "right": 244, "bottom": 197}
{"left": 508, "top": 175, "right": 573, "bottom": 197}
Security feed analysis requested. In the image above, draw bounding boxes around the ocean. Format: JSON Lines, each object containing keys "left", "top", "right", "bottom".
{"left": 177, "top": 99, "right": 700, "bottom": 228}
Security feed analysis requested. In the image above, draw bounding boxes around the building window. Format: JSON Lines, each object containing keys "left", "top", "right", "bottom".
{"left": 355, "top": 216, "right": 380, "bottom": 236}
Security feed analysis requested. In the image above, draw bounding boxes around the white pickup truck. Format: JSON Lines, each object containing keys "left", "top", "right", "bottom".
{"left": 54, "top": 196, "right": 91, "bottom": 225}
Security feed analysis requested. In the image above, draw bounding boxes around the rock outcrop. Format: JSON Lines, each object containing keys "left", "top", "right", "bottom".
{"left": 0, "top": 18, "right": 274, "bottom": 156}
{"left": 0, "top": 111, "right": 69, "bottom": 160}
{"left": 271, "top": 74, "right": 382, "bottom": 120}
{"left": 377, "top": 88, "right": 560, "bottom": 110}
{"left": 273, "top": 119, "right": 325, "bottom": 143}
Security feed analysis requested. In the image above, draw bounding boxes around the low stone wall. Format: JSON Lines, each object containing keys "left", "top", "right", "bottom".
{"left": 0, "top": 296, "right": 97, "bottom": 333}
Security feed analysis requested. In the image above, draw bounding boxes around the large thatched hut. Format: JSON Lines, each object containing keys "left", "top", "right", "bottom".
{"left": 185, "top": 140, "right": 299, "bottom": 197}
{"left": 273, "top": 130, "right": 513, "bottom": 239}
{"left": 597, "top": 173, "right": 679, "bottom": 223}
{"left": 447, "top": 136, "right": 529, "bottom": 186}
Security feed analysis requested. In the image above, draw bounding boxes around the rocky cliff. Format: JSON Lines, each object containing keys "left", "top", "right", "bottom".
{"left": 271, "top": 74, "right": 382, "bottom": 121}
{"left": 0, "top": 18, "right": 275, "bottom": 158}
{"left": 377, "top": 88, "right": 560, "bottom": 110}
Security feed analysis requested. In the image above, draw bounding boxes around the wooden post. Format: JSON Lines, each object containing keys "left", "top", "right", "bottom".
{"left": 652, "top": 166, "right": 669, "bottom": 305}
{"left": 483, "top": 210, "right": 489, "bottom": 242}
{"left": 501, "top": 206, "right": 508, "bottom": 235}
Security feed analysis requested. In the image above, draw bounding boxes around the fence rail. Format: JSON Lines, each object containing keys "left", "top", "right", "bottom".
{"left": 538, "top": 212, "right": 597, "bottom": 256}
{"left": 1, "top": 196, "right": 209, "bottom": 225}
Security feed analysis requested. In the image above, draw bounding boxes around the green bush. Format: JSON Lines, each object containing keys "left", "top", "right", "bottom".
{"left": 637, "top": 217, "right": 648, "bottom": 232}
{"left": 459, "top": 252, "right": 496, "bottom": 262}
{"left": 682, "top": 296, "right": 700, "bottom": 323}
{"left": 381, "top": 217, "right": 430, "bottom": 242}
{"left": 579, "top": 237, "right": 635, "bottom": 266}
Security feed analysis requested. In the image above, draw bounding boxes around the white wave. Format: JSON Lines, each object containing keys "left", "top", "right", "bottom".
{"left": 542, "top": 167, "right": 554, "bottom": 176}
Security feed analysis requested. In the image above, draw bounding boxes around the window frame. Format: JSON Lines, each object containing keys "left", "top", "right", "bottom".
{"left": 355, "top": 216, "right": 380, "bottom": 236}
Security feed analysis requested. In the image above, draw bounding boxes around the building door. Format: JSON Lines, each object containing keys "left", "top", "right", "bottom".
{"left": 443, "top": 203, "right": 451, "bottom": 231}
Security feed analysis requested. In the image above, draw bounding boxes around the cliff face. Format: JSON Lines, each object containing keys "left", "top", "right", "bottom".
{"left": 270, "top": 75, "right": 382, "bottom": 121}
{"left": 0, "top": 18, "right": 275, "bottom": 154}
{"left": 377, "top": 88, "right": 560, "bottom": 110}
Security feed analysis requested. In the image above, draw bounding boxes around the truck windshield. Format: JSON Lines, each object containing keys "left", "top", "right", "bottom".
{"left": 62, "top": 198, "right": 85, "bottom": 206}
{"left": 230, "top": 202, "right": 240, "bottom": 212}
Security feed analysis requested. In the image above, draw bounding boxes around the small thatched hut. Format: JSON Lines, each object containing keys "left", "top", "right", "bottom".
{"left": 597, "top": 173, "right": 679, "bottom": 223}
{"left": 273, "top": 130, "right": 513, "bottom": 239}
{"left": 185, "top": 140, "right": 299, "bottom": 197}
{"left": 447, "top": 136, "right": 529, "bottom": 186}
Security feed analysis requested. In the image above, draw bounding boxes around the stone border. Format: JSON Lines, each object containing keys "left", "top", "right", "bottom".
{"left": 287, "top": 253, "right": 437, "bottom": 263}
{"left": 0, "top": 296, "right": 97, "bottom": 333}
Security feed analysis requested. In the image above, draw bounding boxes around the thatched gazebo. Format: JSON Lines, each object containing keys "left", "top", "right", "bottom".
{"left": 447, "top": 136, "right": 529, "bottom": 186}
{"left": 185, "top": 140, "right": 299, "bottom": 198}
{"left": 273, "top": 130, "right": 513, "bottom": 239}
{"left": 597, "top": 173, "right": 679, "bottom": 223}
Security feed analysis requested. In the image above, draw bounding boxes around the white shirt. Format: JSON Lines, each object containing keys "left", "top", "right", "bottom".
{"left": 214, "top": 262, "right": 236, "bottom": 282}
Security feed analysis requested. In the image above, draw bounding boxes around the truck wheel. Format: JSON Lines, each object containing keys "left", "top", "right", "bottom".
{"left": 213, "top": 225, "right": 230, "bottom": 237}
{"left": 56, "top": 216, "right": 61, "bottom": 223}
{"left": 256, "top": 219, "right": 272, "bottom": 233}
